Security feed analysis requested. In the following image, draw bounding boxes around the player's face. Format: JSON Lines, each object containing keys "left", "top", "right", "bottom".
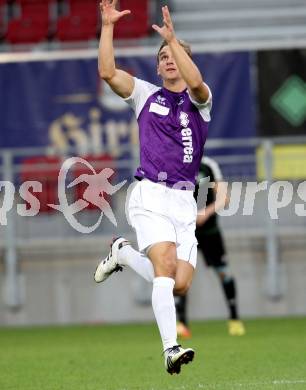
{"left": 157, "top": 46, "right": 181, "bottom": 81}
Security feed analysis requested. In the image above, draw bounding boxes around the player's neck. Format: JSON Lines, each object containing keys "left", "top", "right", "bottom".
{"left": 162, "top": 79, "right": 187, "bottom": 93}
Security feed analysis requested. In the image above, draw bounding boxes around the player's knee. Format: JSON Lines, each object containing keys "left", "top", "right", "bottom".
{"left": 214, "top": 265, "right": 229, "bottom": 281}
{"left": 174, "top": 280, "right": 191, "bottom": 296}
{"left": 154, "top": 254, "right": 177, "bottom": 278}
{"left": 216, "top": 270, "right": 226, "bottom": 281}
{"left": 162, "top": 255, "right": 177, "bottom": 277}
{"left": 149, "top": 242, "right": 177, "bottom": 278}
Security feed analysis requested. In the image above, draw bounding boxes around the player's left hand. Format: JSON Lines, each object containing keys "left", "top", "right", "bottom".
{"left": 152, "top": 6, "right": 176, "bottom": 42}
{"left": 196, "top": 208, "right": 209, "bottom": 226}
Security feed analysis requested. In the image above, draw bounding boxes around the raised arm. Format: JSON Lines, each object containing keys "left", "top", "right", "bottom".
{"left": 153, "top": 6, "right": 210, "bottom": 104}
{"left": 98, "top": 0, "right": 134, "bottom": 98}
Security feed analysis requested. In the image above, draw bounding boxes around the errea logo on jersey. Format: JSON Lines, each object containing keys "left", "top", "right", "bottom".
{"left": 180, "top": 112, "right": 193, "bottom": 163}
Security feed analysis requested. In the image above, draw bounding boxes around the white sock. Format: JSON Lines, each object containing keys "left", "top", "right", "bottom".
{"left": 117, "top": 244, "right": 154, "bottom": 283}
{"left": 152, "top": 277, "right": 177, "bottom": 351}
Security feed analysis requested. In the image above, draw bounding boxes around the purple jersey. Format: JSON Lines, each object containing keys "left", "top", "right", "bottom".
{"left": 125, "top": 78, "right": 212, "bottom": 188}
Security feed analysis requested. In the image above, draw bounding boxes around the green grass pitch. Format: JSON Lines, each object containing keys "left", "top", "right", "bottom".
{"left": 0, "top": 317, "right": 305, "bottom": 390}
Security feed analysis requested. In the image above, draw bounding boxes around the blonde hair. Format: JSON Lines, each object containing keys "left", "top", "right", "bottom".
{"left": 157, "top": 39, "right": 192, "bottom": 63}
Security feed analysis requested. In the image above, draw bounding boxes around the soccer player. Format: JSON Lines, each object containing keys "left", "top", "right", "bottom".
{"left": 94, "top": 0, "right": 212, "bottom": 374}
{"left": 176, "top": 156, "right": 246, "bottom": 338}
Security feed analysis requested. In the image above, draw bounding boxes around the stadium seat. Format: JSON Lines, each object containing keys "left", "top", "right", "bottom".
{"left": 6, "top": 0, "right": 54, "bottom": 44}
{"left": 20, "top": 156, "right": 61, "bottom": 213}
{"left": 0, "top": 0, "right": 8, "bottom": 40}
{"left": 113, "top": 0, "right": 149, "bottom": 39}
{"left": 55, "top": 0, "right": 99, "bottom": 42}
{"left": 56, "top": 0, "right": 150, "bottom": 42}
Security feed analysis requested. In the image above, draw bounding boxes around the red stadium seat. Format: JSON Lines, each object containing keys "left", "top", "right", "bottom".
{"left": 0, "top": 0, "right": 8, "bottom": 39}
{"left": 6, "top": 0, "right": 54, "bottom": 44}
{"left": 114, "top": 0, "right": 149, "bottom": 39}
{"left": 56, "top": 0, "right": 150, "bottom": 42}
{"left": 4, "top": 0, "right": 150, "bottom": 44}
{"left": 55, "top": 0, "right": 98, "bottom": 42}
{"left": 20, "top": 156, "right": 61, "bottom": 213}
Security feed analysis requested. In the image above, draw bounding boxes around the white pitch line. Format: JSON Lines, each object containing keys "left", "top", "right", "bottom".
{"left": 196, "top": 380, "right": 306, "bottom": 389}
{"left": 154, "top": 379, "right": 306, "bottom": 390}
{"left": 116, "top": 379, "right": 306, "bottom": 390}
{"left": 272, "top": 380, "right": 306, "bottom": 385}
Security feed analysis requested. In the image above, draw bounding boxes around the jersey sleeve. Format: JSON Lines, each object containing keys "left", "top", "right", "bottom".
{"left": 188, "top": 83, "right": 212, "bottom": 122}
{"left": 124, "top": 77, "right": 160, "bottom": 118}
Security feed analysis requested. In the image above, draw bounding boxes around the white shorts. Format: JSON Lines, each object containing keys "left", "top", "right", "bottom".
{"left": 126, "top": 179, "right": 198, "bottom": 268}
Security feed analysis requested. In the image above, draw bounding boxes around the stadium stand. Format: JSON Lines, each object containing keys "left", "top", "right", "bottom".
{"left": 171, "top": 0, "right": 306, "bottom": 50}
{"left": 6, "top": 0, "right": 55, "bottom": 44}
{"left": 0, "top": 0, "right": 8, "bottom": 40}
{"left": 55, "top": 0, "right": 99, "bottom": 42}
{"left": 0, "top": 0, "right": 305, "bottom": 49}
{"left": 55, "top": 0, "right": 150, "bottom": 42}
{"left": 20, "top": 155, "right": 61, "bottom": 213}
{"left": 113, "top": 0, "right": 149, "bottom": 39}
{"left": 1, "top": 0, "right": 151, "bottom": 45}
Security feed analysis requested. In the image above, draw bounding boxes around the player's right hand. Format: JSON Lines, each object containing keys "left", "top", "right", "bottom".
{"left": 100, "top": 0, "right": 131, "bottom": 26}
{"left": 152, "top": 5, "right": 176, "bottom": 43}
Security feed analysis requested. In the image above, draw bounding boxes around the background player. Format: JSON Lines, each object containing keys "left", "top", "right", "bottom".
{"left": 176, "top": 156, "right": 246, "bottom": 338}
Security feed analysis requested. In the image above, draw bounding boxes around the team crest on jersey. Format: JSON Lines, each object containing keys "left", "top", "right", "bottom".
{"left": 179, "top": 112, "right": 189, "bottom": 127}
{"left": 156, "top": 95, "right": 166, "bottom": 106}
{"left": 178, "top": 96, "right": 184, "bottom": 105}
